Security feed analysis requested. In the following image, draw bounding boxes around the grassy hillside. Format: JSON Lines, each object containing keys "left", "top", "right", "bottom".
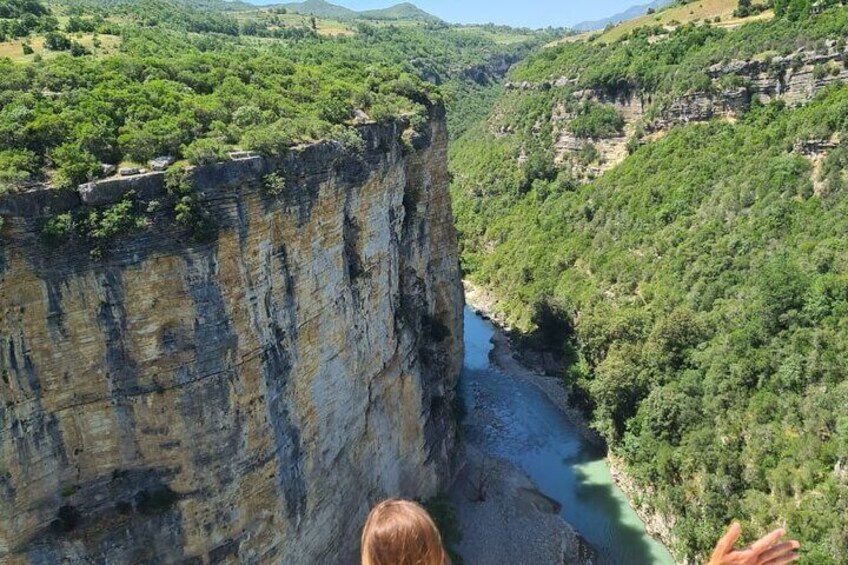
{"left": 450, "top": 6, "right": 848, "bottom": 564}
{"left": 572, "top": 0, "right": 675, "bottom": 32}
{"left": 598, "top": 0, "right": 774, "bottom": 42}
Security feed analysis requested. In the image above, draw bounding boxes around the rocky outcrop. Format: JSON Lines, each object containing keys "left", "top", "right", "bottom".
{"left": 459, "top": 53, "right": 526, "bottom": 86}
{"left": 550, "top": 91, "right": 646, "bottom": 180}
{"left": 655, "top": 44, "right": 847, "bottom": 127}
{"left": 531, "top": 45, "right": 848, "bottom": 179}
{"left": 708, "top": 43, "right": 848, "bottom": 104}
{"left": 0, "top": 108, "right": 464, "bottom": 563}
{"left": 650, "top": 87, "right": 749, "bottom": 130}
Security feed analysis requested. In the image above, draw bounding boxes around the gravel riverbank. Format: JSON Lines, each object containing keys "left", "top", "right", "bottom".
{"left": 463, "top": 281, "right": 604, "bottom": 448}
{"left": 449, "top": 445, "right": 594, "bottom": 564}
{"left": 460, "top": 281, "right": 678, "bottom": 563}
{"left": 450, "top": 283, "right": 596, "bottom": 564}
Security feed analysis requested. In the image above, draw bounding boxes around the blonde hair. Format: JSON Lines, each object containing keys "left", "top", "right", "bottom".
{"left": 361, "top": 499, "right": 449, "bottom": 565}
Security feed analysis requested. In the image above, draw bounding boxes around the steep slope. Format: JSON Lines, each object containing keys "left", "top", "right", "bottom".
{"left": 450, "top": 6, "right": 848, "bottom": 564}
{"left": 0, "top": 107, "right": 464, "bottom": 563}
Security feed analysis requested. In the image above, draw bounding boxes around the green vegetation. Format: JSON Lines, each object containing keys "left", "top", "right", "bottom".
{"left": 0, "top": 0, "right": 56, "bottom": 41}
{"left": 422, "top": 494, "right": 463, "bottom": 565}
{"left": 457, "top": 86, "right": 848, "bottom": 565}
{"left": 43, "top": 192, "right": 149, "bottom": 256}
{"left": 569, "top": 102, "right": 624, "bottom": 138}
{"left": 262, "top": 171, "right": 286, "bottom": 196}
{"left": 774, "top": 0, "right": 843, "bottom": 19}
{"left": 165, "top": 166, "right": 215, "bottom": 242}
{"left": 513, "top": 7, "right": 848, "bottom": 97}
{"left": 0, "top": 0, "right": 548, "bottom": 192}
{"left": 451, "top": 7, "right": 848, "bottom": 564}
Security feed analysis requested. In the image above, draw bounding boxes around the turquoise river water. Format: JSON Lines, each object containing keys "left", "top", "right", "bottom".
{"left": 460, "top": 308, "right": 676, "bottom": 565}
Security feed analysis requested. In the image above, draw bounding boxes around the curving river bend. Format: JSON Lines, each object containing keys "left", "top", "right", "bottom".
{"left": 460, "top": 308, "right": 676, "bottom": 565}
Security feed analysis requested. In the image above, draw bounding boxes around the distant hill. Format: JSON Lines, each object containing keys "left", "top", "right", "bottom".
{"left": 278, "top": 0, "right": 442, "bottom": 22}
{"left": 277, "top": 0, "right": 356, "bottom": 18}
{"left": 572, "top": 0, "right": 675, "bottom": 31}
{"left": 359, "top": 2, "right": 442, "bottom": 22}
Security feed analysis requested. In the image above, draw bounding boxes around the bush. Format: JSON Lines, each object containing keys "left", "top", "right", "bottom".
{"left": 241, "top": 123, "right": 294, "bottom": 156}
{"left": 42, "top": 213, "right": 73, "bottom": 245}
{"left": 166, "top": 166, "right": 216, "bottom": 241}
{"left": 183, "top": 137, "right": 227, "bottom": 166}
{"left": 69, "top": 41, "right": 88, "bottom": 57}
{"left": 84, "top": 195, "right": 147, "bottom": 243}
{"left": 65, "top": 16, "right": 96, "bottom": 33}
{"left": 119, "top": 115, "right": 195, "bottom": 163}
{"left": 49, "top": 143, "right": 99, "bottom": 189}
{"left": 0, "top": 149, "right": 38, "bottom": 190}
{"left": 569, "top": 102, "right": 625, "bottom": 139}
{"left": 262, "top": 172, "right": 286, "bottom": 196}
{"left": 43, "top": 31, "right": 70, "bottom": 51}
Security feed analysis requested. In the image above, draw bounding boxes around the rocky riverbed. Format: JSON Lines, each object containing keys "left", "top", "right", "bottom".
{"left": 454, "top": 284, "right": 676, "bottom": 564}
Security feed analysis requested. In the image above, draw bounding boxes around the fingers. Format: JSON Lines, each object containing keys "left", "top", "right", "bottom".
{"left": 759, "top": 540, "right": 800, "bottom": 565}
{"left": 759, "top": 540, "right": 800, "bottom": 560}
{"left": 761, "top": 551, "right": 800, "bottom": 565}
{"left": 711, "top": 521, "right": 743, "bottom": 560}
{"left": 750, "top": 528, "right": 787, "bottom": 553}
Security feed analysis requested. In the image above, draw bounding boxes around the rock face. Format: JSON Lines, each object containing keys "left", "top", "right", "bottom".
{"left": 656, "top": 45, "right": 848, "bottom": 127}
{"left": 512, "top": 45, "right": 848, "bottom": 179}
{"left": 0, "top": 107, "right": 464, "bottom": 563}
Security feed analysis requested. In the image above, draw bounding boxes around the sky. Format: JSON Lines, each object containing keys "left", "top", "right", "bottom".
{"left": 269, "top": 1, "right": 645, "bottom": 29}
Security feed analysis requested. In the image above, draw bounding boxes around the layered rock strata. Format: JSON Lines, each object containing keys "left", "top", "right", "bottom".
{"left": 0, "top": 107, "right": 463, "bottom": 564}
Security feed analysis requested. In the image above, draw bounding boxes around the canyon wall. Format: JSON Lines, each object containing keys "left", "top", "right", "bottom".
{"left": 504, "top": 43, "right": 848, "bottom": 179}
{"left": 0, "top": 107, "right": 464, "bottom": 563}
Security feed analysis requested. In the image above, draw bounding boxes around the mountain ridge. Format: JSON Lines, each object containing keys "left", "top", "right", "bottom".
{"left": 572, "top": 0, "right": 675, "bottom": 31}
{"left": 278, "top": 0, "right": 442, "bottom": 22}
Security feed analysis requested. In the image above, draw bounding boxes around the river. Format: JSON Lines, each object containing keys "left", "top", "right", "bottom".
{"left": 459, "top": 308, "right": 676, "bottom": 565}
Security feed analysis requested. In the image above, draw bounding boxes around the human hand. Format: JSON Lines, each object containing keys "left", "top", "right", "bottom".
{"left": 708, "top": 522, "right": 800, "bottom": 565}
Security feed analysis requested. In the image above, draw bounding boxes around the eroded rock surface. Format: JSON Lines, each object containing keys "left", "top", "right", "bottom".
{"left": 0, "top": 108, "right": 464, "bottom": 564}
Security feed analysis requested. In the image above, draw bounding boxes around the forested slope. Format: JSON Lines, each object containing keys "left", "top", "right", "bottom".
{"left": 451, "top": 5, "right": 848, "bottom": 563}
{"left": 0, "top": 0, "right": 549, "bottom": 193}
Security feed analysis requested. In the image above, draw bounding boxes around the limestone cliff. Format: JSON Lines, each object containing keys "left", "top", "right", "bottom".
{"left": 0, "top": 107, "right": 464, "bottom": 563}
{"left": 502, "top": 43, "right": 848, "bottom": 180}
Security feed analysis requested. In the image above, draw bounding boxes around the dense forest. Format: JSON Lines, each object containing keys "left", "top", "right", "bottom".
{"left": 451, "top": 4, "right": 848, "bottom": 563}
{"left": 0, "top": 0, "right": 548, "bottom": 191}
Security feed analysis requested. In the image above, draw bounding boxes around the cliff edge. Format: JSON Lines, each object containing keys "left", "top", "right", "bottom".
{"left": 0, "top": 107, "right": 464, "bottom": 563}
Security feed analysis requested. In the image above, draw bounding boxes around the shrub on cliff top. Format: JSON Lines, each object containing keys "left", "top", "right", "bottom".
{"left": 184, "top": 137, "right": 228, "bottom": 166}
{"left": 49, "top": 143, "right": 100, "bottom": 189}
{"left": 166, "top": 165, "right": 216, "bottom": 242}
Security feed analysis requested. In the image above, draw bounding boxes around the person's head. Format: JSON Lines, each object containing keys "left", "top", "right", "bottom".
{"left": 361, "top": 499, "right": 449, "bottom": 565}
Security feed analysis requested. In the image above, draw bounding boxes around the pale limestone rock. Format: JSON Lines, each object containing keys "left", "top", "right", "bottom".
{"left": 0, "top": 108, "right": 463, "bottom": 564}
